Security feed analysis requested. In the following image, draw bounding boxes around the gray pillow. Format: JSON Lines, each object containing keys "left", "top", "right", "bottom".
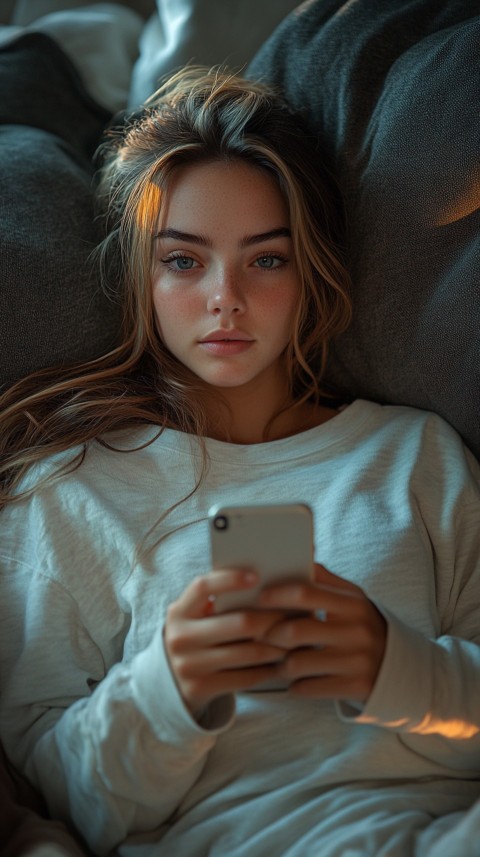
{"left": 248, "top": 0, "right": 480, "bottom": 458}
{"left": 0, "top": 33, "right": 121, "bottom": 389}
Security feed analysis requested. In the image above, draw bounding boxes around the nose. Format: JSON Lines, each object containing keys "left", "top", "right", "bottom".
{"left": 206, "top": 270, "right": 246, "bottom": 317}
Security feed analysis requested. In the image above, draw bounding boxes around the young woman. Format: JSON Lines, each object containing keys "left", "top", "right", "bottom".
{"left": 1, "top": 67, "right": 479, "bottom": 857}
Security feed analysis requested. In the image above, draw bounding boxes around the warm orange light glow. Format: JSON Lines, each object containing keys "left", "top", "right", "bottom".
{"left": 136, "top": 181, "right": 162, "bottom": 231}
{"left": 358, "top": 713, "right": 479, "bottom": 739}
{"left": 435, "top": 171, "right": 480, "bottom": 226}
{"left": 411, "top": 714, "right": 479, "bottom": 740}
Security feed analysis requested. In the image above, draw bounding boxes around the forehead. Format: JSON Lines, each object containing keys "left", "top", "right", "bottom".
{"left": 159, "top": 159, "right": 290, "bottom": 230}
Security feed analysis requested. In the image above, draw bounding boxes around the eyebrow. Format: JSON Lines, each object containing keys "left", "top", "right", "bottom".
{"left": 240, "top": 228, "right": 291, "bottom": 248}
{"left": 155, "top": 228, "right": 211, "bottom": 246}
{"left": 155, "top": 227, "right": 291, "bottom": 247}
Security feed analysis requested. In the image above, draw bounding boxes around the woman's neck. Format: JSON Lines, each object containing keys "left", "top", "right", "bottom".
{"left": 203, "top": 390, "right": 338, "bottom": 445}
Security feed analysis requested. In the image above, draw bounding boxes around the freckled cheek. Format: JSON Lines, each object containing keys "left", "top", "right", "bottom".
{"left": 261, "top": 287, "right": 299, "bottom": 340}
{"left": 152, "top": 287, "right": 201, "bottom": 339}
{"left": 254, "top": 282, "right": 296, "bottom": 312}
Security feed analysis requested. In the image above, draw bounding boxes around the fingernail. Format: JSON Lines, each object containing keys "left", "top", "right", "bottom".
{"left": 204, "top": 595, "right": 216, "bottom": 616}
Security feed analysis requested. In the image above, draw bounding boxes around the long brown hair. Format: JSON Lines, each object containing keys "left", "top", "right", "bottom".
{"left": 0, "top": 67, "right": 352, "bottom": 506}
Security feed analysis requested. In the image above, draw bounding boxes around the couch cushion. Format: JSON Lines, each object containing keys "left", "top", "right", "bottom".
{"left": 248, "top": 0, "right": 480, "bottom": 458}
{"left": 0, "top": 33, "right": 121, "bottom": 389}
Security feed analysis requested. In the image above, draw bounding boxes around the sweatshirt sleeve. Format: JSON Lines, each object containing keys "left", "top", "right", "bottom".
{"left": 337, "top": 496, "right": 480, "bottom": 774}
{"left": 0, "top": 568, "right": 235, "bottom": 856}
{"left": 338, "top": 610, "right": 480, "bottom": 771}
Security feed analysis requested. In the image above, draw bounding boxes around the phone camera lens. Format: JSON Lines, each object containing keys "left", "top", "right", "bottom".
{"left": 214, "top": 515, "right": 228, "bottom": 531}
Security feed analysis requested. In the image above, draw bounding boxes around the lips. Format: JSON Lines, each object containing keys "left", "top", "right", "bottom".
{"left": 199, "top": 329, "right": 253, "bottom": 343}
{"left": 198, "top": 330, "right": 255, "bottom": 356}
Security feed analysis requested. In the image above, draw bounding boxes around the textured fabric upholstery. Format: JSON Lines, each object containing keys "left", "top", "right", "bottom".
{"left": 248, "top": 0, "right": 480, "bottom": 457}
{"left": 0, "top": 33, "right": 121, "bottom": 389}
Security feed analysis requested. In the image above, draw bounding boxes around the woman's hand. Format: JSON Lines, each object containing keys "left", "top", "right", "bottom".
{"left": 164, "top": 569, "right": 285, "bottom": 719}
{"left": 255, "top": 564, "right": 387, "bottom": 706}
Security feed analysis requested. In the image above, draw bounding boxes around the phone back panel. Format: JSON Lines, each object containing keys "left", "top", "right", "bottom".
{"left": 209, "top": 503, "right": 313, "bottom": 612}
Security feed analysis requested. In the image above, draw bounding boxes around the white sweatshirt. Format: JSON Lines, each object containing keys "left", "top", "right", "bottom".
{"left": 1, "top": 399, "right": 480, "bottom": 857}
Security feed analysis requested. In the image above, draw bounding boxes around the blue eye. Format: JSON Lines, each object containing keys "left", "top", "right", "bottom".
{"left": 254, "top": 254, "right": 287, "bottom": 270}
{"left": 175, "top": 257, "right": 195, "bottom": 270}
{"left": 161, "top": 254, "right": 198, "bottom": 272}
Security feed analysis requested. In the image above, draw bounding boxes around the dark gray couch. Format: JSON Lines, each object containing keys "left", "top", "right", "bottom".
{"left": 248, "top": 0, "right": 480, "bottom": 459}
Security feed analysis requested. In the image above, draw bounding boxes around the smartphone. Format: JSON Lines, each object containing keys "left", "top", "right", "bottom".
{"left": 208, "top": 502, "right": 314, "bottom": 613}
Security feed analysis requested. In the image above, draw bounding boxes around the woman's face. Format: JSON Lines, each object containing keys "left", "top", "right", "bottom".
{"left": 152, "top": 159, "right": 301, "bottom": 398}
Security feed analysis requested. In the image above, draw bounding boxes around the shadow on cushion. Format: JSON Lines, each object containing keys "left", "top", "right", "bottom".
{"left": 0, "top": 33, "right": 121, "bottom": 390}
{"left": 248, "top": 0, "right": 480, "bottom": 458}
